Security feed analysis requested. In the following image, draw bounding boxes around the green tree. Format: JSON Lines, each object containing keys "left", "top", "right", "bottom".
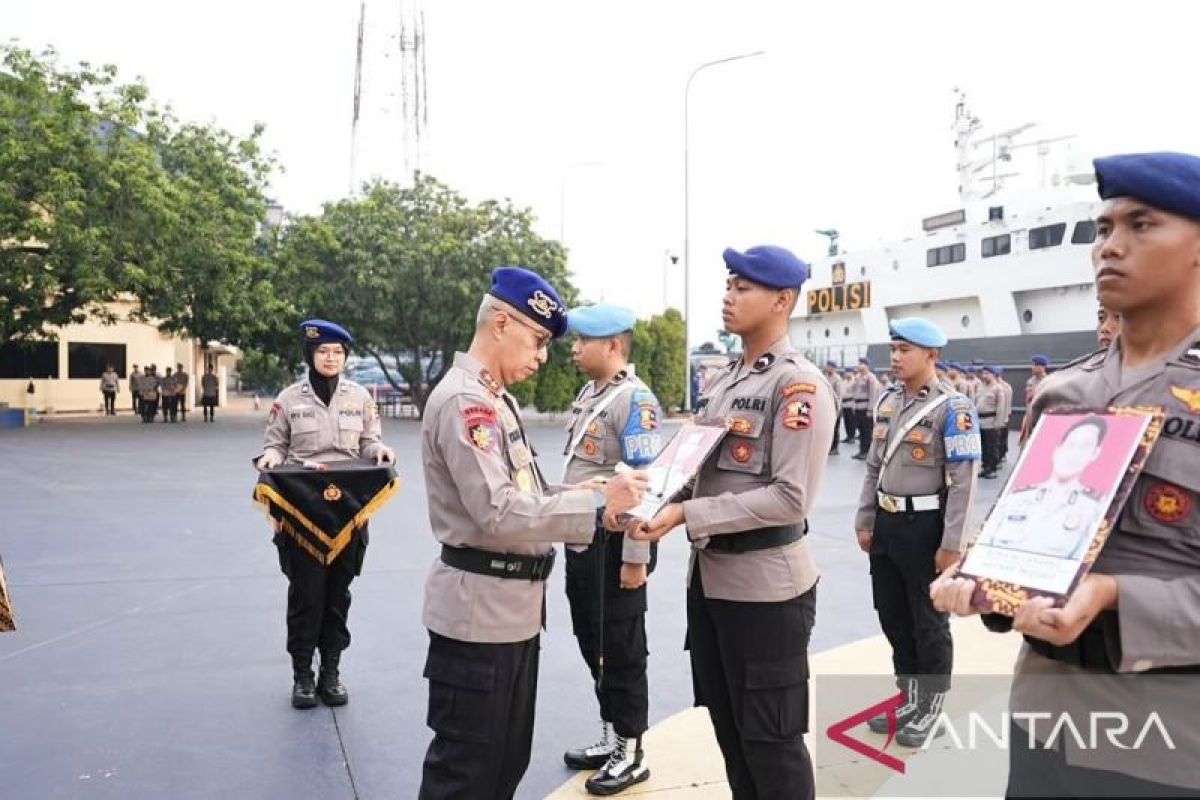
{"left": 532, "top": 340, "right": 576, "bottom": 413}
{"left": 646, "top": 308, "right": 685, "bottom": 412}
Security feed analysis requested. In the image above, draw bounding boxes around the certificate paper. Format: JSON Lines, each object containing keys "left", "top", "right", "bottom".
{"left": 620, "top": 423, "right": 727, "bottom": 523}
{"left": 958, "top": 407, "right": 1161, "bottom": 615}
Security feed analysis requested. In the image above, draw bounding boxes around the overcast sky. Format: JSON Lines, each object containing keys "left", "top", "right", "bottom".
{"left": 8, "top": 0, "right": 1200, "bottom": 345}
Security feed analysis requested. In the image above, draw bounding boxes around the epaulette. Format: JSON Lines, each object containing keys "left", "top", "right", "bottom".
{"left": 1173, "top": 339, "right": 1200, "bottom": 369}
{"left": 1062, "top": 347, "right": 1108, "bottom": 373}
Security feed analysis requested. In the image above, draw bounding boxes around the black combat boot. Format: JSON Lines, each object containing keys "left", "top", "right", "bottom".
{"left": 291, "top": 653, "right": 318, "bottom": 709}
{"left": 564, "top": 720, "right": 614, "bottom": 770}
{"left": 317, "top": 650, "right": 349, "bottom": 706}
{"left": 584, "top": 734, "right": 650, "bottom": 796}
{"left": 868, "top": 677, "right": 919, "bottom": 734}
{"left": 896, "top": 689, "right": 948, "bottom": 747}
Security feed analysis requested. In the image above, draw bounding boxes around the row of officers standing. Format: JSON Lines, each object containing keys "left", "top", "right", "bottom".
{"left": 119, "top": 363, "right": 221, "bottom": 422}
{"left": 253, "top": 150, "right": 1200, "bottom": 799}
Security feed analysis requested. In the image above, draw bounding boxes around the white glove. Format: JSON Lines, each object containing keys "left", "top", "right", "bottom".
{"left": 375, "top": 445, "right": 396, "bottom": 465}
{"left": 257, "top": 451, "right": 281, "bottom": 471}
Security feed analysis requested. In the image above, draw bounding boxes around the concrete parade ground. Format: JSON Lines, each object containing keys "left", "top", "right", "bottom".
{"left": 1, "top": 410, "right": 1020, "bottom": 799}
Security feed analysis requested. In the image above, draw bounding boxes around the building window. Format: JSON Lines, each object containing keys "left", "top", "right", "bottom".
{"left": 988, "top": 206, "right": 1004, "bottom": 221}
{"left": 0, "top": 341, "right": 59, "bottom": 379}
{"left": 1029, "top": 222, "right": 1067, "bottom": 250}
{"left": 68, "top": 343, "right": 127, "bottom": 379}
{"left": 982, "top": 233, "right": 1012, "bottom": 258}
{"left": 843, "top": 326, "right": 850, "bottom": 336}
{"left": 926, "top": 243, "right": 967, "bottom": 267}
{"left": 961, "top": 315, "right": 970, "bottom": 328}
{"left": 1071, "top": 220, "right": 1097, "bottom": 244}
{"left": 824, "top": 329, "right": 830, "bottom": 339}
{"left": 1023, "top": 309, "right": 1033, "bottom": 323}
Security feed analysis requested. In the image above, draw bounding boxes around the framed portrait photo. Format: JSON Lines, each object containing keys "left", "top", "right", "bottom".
{"left": 958, "top": 407, "right": 1163, "bottom": 615}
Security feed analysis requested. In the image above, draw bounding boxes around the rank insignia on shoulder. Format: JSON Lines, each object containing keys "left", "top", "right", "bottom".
{"left": 753, "top": 353, "right": 776, "bottom": 371}
{"left": 1170, "top": 385, "right": 1200, "bottom": 415}
{"left": 478, "top": 370, "right": 503, "bottom": 396}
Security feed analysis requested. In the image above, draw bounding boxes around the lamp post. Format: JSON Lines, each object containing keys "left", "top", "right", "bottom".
{"left": 683, "top": 50, "right": 766, "bottom": 411}
{"left": 559, "top": 160, "right": 606, "bottom": 242}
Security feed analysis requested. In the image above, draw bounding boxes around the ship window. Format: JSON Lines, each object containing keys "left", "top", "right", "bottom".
{"left": 961, "top": 315, "right": 970, "bottom": 328}
{"left": 925, "top": 243, "right": 966, "bottom": 267}
{"left": 0, "top": 341, "right": 59, "bottom": 379}
{"left": 1029, "top": 222, "right": 1067, "bottom": 250}
{"left": 1023, "top": 309, "right": 1033, "bottom": 323}
{"left": 824, "top": 329, "right": 830, "bottom": 339}
{"left": 1071, "top": 220, "right": 1097, "bottom": 244}
{"left": 981, "top": 234, "right": 1011, "bottom": 258}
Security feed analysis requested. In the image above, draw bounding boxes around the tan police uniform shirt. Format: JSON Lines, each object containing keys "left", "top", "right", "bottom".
{"left": 139, "top": 373, "right": 160, "bottom": 401}
{"left": 823, "top": 369, "right": 844, "bottom": 407}
{"left": 175, "top": 369, "right": 189, "bottom": 405}
{"left": 853, "top": 376, "right": 980, "bottom": 550}
{"left": 562, "top": 366, "right": 662, "bottom": 564}
{"left": 1025, "top": 373, "right": 1044, "bottom": 407}
{"left": 201, "top": 373, "right": 219, "bottom": 398}
{"left": 678, "top": 336, "right": 836, "bottom": 602}
{"left": 421, "top": 352, "right": 597, "bottom": 644}
{"left": 1009, "top": 329, "right": 1200, "bottom": 787}
{"left": 999, "top": 377, "right": 1013, "bottom": 425}
{"left": 261, "top": 377, "right": 384, "bottom": 464}
{"left": 975, "top": 381, "right": 1004, "bottom": 430}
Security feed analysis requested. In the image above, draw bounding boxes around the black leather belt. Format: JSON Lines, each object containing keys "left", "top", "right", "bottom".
{"left": 1026, "top": 623, "right": 1200, "bottom": 674}
{"left": 705, "top": 521, "right": 807, "bottom": 554}
{"left": 979, "top": 412, "right": 996, "bottom": 418}
{"left": 440, "top": 544, "right": 556, "bottom": 581}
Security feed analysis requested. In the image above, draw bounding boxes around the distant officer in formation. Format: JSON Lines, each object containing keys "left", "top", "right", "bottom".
{"left": 560, "top": 302, "right": 663, "bottom": 795}
{"left": 200, "top": 365, "right": 219, "bottom": 422}
{"left": 839, "top": 368, "right": 856, "bottom": 445}
{"left": 851, "top": 357, "right": 881, "bottom": 460}
{"left": 977, "top": 416, "right": 1107, "bottom": 560}
{"left": 976, "top": 366, "right": 1005, "bottom": 478}
{"left": 99, "top": 364, "right": 120, "bottom": 416}
{"left": 822, "top": 360, "right": 843, "bottom": 455}
{"left": 129, "top": 364, "right": 142, "bottom": 415}
{"left": 853, "top": 317, "right": 980, "bottom": 747}
{"left": 160, "top": 366, "right": 178, "bottom": 423}
{"left": 175, "top": 362, "right": 189, "bottom": 422}
{"left": 996, "top": 366, "right": 1013, "bottom": 464}
{"left": 138, "top": 365, "right": 160, "bottom": 423}
{"left": 934, "top": 151, "right": 1200, "bottom": 798}
{"left": 631, "top": 245, "right": 836, "bottom": 800}
{"left": 948, "top": 362, "right": 969, "bottom": 396}
{"left": 256, "top": 319, "right": 396, "bottom": 710}
{"left": 1096, "top": 303, "right": 1121, "bottom": 349}
{"left": 417, "top": 268, "right": 648, "bottom": 799}
{"left": 1026, "top": 354, "right": 1050, "bottom": 408}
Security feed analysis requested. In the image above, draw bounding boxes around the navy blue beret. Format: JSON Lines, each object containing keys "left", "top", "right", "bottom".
{"left": 300, "top": 319, "right": 352, "bottom": 345}
{"left": 489, "top": 267, "right": 568, "bottom": 338}
{"left": 982, "top": 365, "right": 998, "bottom": 376}
{"left": 1095, "top": 152, "right": 1200, "bottom": 221}
{"left": 825, "top": 360, "right": 838, "bottom": 368}
{"left": 936, "top": 361, "right": 948, "bottom": 370}
{"left": 1032, "top": 354, "right": 1049, "bottom": 367}
{"left": 889, "top": 317, "right": 948, "bottom": 349}
{"left": 568, "top": 303, "right": 636, "bottom": 338}
{"left": 722, "top": 245, "right": 810, "bottom": 290}
{"left": 858, "top": 356, "right": 871, "bottom": 367}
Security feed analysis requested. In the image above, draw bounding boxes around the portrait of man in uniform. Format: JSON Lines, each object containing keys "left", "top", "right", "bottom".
{"left": 965, "top": 411, "right": 1152, "bottom": 597}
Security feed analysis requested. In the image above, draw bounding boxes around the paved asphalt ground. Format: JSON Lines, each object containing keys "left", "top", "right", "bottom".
{"left": 0, "top": 412, "right": 1012, "bottom": 799}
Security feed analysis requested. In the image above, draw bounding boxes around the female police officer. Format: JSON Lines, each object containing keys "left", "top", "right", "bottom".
{"left": 256, "top": 319, "right": 395, "bottom": 709}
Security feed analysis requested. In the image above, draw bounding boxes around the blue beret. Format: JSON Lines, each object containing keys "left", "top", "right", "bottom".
{"left": 1032, "top": 354, "right": 1050, "bottom": 366}
{"left": 1095, "top": 152, "right": 1200, "bottom": 221}
{"left": 300, "top": 319, "right": 352, "bottom": 345}
{"left": 858, "top": 356, "right": 871, "bottom": 366}
{"left": 489, "top": 267, "right": 568, "bottom": 338}
{"left": 936, "top": 361, "right": 948, "bottom": 371}
{"left": 722, "top": 245, "right": 810, "bottom": 289}
{"left": 982, "top": 365, "right": 998, "bottom": 376}
{"left": 825, "top": 360, "right": 838, "bottom": 368}
{"left": 568, "top": 303, "right": 636, "bottom": 338}
{"left": 889, "top": 317, "right": 948, "bottom": 348}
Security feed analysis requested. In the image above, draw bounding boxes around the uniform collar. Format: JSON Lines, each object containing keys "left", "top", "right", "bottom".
{"left": 453, "top": 351, "right": 505, "bottom": 397}
{"left": 589, "top": 364, "right": 635, "bottom": 396}
{"left": 736, "top": 335, "right": 793, "bottom": 376}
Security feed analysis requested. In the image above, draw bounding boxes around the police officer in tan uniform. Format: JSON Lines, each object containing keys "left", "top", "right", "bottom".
{"left": 175, "top": 362, "right": 189, "bottom": 422}
{"left": 853, "top": 317, "right": 981, "bottom": 746}
{"left": 840, "top": 369, "right": 857, "bottom": 445}
{"left": 851, "top": 358, "right": 881, "bottom": 460}
{"left": 560, "top": 302, "right": 663, "bottom": 795}
{"left": 418, "top": 268, "right": 648, "bottom": 800}
{"left": 823, "top": 360, "right": 843, "bottom": 455}
{"left": 996, "top": 366, "right": 1014, "bottom": 464}
{"left": 976, "top": 366, "right": 1005, "bottom": 478}
{"left": 934, "top": 152, "right": 1200, "bottom": 797}
{"left": 256, "top": 319, "right": 395, "bottom": 709}
{"left": 631, "top": 245, "right": 835, "bottom": 800}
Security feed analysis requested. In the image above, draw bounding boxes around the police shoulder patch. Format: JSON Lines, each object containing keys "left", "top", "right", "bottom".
{"left": 782, "top": 382, "right": 817, "bottom": 398}
{"left": 943, "top": 402, "right": 982, "bottom": 462}
{"left": 462, "top": 404, "right": 500, "bottom": 453}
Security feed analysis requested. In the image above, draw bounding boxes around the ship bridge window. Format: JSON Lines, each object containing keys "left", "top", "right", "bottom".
{"left": 981, "top": 233, "right": 1011, "bottom": 258}
{"left": 1029, "top": 222, "right": 1067, "bottom": 250}
{"left": 1071, "top": 220, "right": 1097, "bottom": 244}
{"left": 926, "top": 243, "right": 966, "bottom": 267}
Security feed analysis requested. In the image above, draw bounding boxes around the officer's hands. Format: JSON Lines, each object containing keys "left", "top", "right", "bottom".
{"left": 374, "top": 445, "right": 396, "bottom": 465}
{"left": 604, "top": 471, "right": 649, "bottom": 517}
{"left": 855, "top": 529, "right": 873, "bottom": 553}
{"left": 256, "top": 451, "right": 281, "bottom": 471}
{"left": 620, "top": 563, "right": 648, "bottom": 590}
{"left": 1011, "top": 574, "right": 1118, "bottom": 647}
{"left": 628, "top": 503, "right": 684, "bottom": 543}
{"left": 574, "top": 477, "right": 608, "bottom": 493}
{"left": 934, "top": 547, "right": 960, "bottom": 573}
{"left": 929, "top": 567, "right": 978, "bottom": 616}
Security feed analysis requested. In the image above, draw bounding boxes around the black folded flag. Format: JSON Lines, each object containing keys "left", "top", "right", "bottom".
{"left": 254, "top": 461, "right": 400, "bottom": 566}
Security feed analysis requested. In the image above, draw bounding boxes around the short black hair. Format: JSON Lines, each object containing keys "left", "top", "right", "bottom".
{"left": 1063, "top": 415, "right": 1108, "bottom": 446}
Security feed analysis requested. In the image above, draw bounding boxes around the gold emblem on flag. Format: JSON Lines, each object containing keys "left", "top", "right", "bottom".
{"left": 323, "top": 484, "right": 343, "bottom": 502}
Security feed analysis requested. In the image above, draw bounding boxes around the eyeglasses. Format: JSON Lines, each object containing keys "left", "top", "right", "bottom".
{"left": 507, "top": 312, "right": 552, "bottom": 351}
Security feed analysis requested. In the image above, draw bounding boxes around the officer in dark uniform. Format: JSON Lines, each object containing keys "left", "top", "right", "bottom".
{"left": 560, "top": 302, "right": 663, "bottom": 795}
{"left": 417, "top": 269, "right": 649, "bottom": 799}
{"left": 256, "top": 320, "right": 396, "bottom": 708}
{"left": 631, "top": 245, "right": 836, "bottom": 800}
{"left": 853, "top": 317, "right": 981, "bottom": 746}
{"left": 933, "top": 152, "right": 1200, "bottom": 797}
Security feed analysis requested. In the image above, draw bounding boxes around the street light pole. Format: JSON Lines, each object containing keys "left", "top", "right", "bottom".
{"left": 683, "top": 50, "right": 765, "bottom": 411}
